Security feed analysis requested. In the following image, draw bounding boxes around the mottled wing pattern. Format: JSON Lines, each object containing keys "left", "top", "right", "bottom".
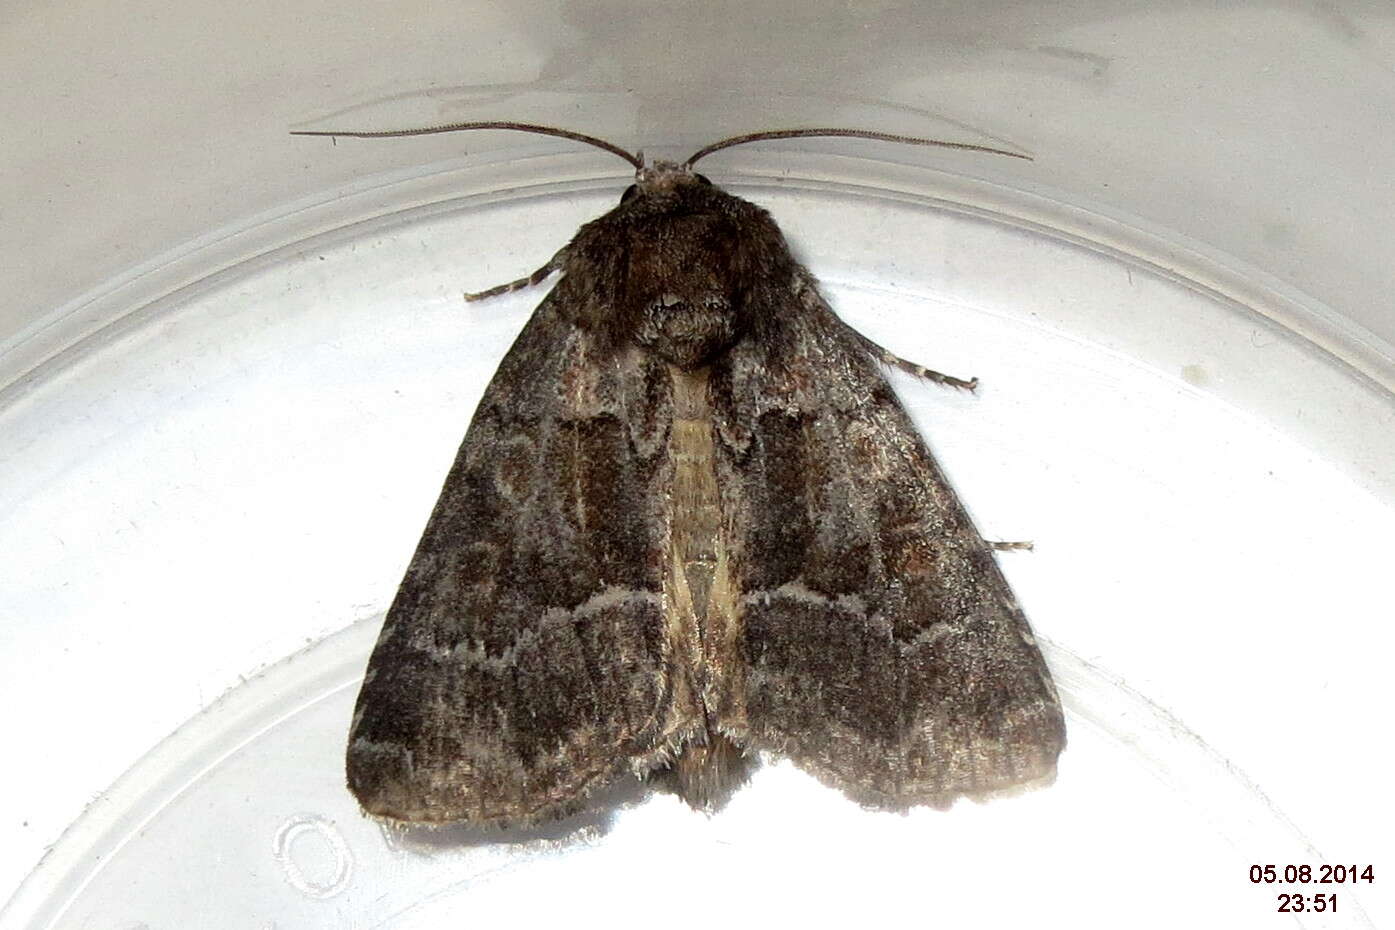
{"left": 710, "top": 273, "right": 1065, "bottom": 807}
{"left": 347, "top": 296, "right": 694, "bottom": 825}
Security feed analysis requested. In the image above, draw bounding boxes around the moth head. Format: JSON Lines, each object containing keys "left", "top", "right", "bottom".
{"left": 289, "top": 123, "right": 1029, "bottom": 369}
{"left": 619, "top": 160, "right": 714, "bottom": 204}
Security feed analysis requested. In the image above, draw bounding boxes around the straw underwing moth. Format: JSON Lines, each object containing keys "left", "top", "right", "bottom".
{"left": 294, "top": 123, "right": 1065, "bottom": 825}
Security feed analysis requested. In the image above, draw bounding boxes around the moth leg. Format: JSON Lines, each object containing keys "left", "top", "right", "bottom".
{"left": 988, "top": 539, "right": 1034, "bottom": 551}
{"left": 853, "top": 330, "right": 978, "bottom": 391}
{"left": 464, "top": 248, "right": 567, "bottom": 303}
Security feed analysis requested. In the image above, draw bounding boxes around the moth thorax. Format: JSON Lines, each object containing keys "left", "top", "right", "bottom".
{"left": 624, "top": 213, "right": 749, "bottom": 369}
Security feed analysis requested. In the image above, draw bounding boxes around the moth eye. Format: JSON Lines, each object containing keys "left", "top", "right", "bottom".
{"left": 620, "top": 184, "right": 639, "bottom": 204}
{"left": 695, "top": 174, "right": 713, "bottom": 186}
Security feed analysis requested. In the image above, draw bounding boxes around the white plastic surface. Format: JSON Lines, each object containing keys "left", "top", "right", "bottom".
{"left": 4, "top": 2, "right": 1393, "bottom": 928}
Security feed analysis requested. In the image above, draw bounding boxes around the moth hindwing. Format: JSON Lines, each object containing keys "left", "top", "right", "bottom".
{"left": 345, "top": 146, "right": 1064, "bottom": 826}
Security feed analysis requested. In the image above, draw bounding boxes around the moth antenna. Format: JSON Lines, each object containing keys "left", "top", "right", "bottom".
{"left": 685, "top": 128, "right": 1031, "bottom": 167}
{"left": 290, "top": 120, "right": 644, "bottom": 169}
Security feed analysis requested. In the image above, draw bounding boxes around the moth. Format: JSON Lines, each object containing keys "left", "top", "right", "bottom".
{"left": 293, "top": 122, "right": 1066, "bottom": 825}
